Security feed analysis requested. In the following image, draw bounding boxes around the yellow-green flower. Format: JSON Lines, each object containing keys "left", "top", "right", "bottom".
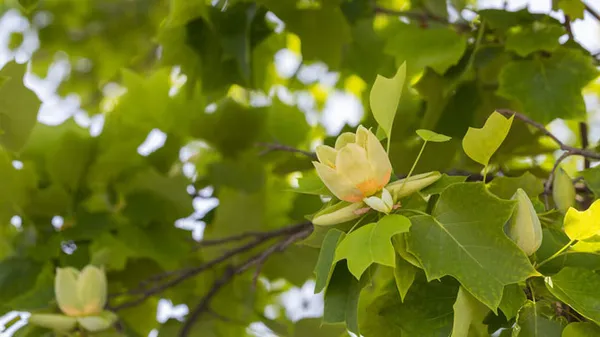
{"left": 313, "top": 125, "right": 392, "bottom": 203}
{"left": 55, "top": 265, "right": 107, "bottom": 317}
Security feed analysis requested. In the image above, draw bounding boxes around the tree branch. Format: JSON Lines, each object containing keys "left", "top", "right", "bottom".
{"left": 178, "top": 227, "right": 312, "bottom": 337}
{"left": 256, "top": 142, "right": 317, "bottom": 160}
{"left": 108, "top": 221, "right": 312, "bottom": 311}
{"left": 563, "top": 15, "right": 574, "bottom": 41}
{"left": 372, "top": 3, "right": 471, "bottom": 31}
{"left": 584, "top": 2, "right": 600, "bottom": 22}
{"left": 579, "top": 122, "right": 590, "bottom": 169}
{"left": 496, "top": 109, "right": 600, "bottom": 160}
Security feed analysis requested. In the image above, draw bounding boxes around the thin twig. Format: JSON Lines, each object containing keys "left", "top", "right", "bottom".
{"left": 372, "top": 4, "right": 471, "bottom": 31}
{"left": 256, "top": 142, "right": 317, "bottom": 160}
{"left": 496, "top": 109, "right": 600, "bottom": 160}
{"left": 564, "top": 15, "right": 574, "bottom": 41}
{"left": 579, "top": 122, "right": 590, "bottom": 169}
{"left": 179, "top": 227, "right": 312, "bottom": 337}
{"left": 108, "top": 221, "right": 312, "bottom": 311}
{"left": 584, "top": 2, "right": 600, "bottom": 22}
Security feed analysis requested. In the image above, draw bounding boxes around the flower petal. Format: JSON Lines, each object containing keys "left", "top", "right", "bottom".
{"left": 364, "top": 196, "right": 391, "bottom": 213}
{"left": 315, "top": 145, "right": 337, "bottom": 168}
{"left": 382, "top": 188, "right": 393, "bottom": 208}
{"left": 336, "top": 143, "right": 373, "bottom": 186}
{"left": 77, "top": 265, "right": 107, "bottom": 316}
{"left": 29, "top": 314, "right": 77, "bottom": 332}
{"left": 355, "top": 125, "right": 369, "bottom": 148}
{"left": 335, "top": 132, "right": 355, "bottom": 149}
{"left": 313, "top": 161, "right": 363, "bottom": 202}
{"left": 312, "top": 201, "right": 365, "bottom": 226}
{"left": 365, "top": 127, "right": 392, "bottom": 186}
{"left": 55, "top": 267, "right": 84, "bottom": 316}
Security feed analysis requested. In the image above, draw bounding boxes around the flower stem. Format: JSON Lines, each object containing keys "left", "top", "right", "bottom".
{"left": 536, "top": 239, "right": 576, "bottom": 268}
{"left": 398, "top": 140, "right": 428, "bottom": 193}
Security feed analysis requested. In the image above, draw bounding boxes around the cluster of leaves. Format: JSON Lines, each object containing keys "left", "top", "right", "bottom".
{"left": 0, "top": 0, "right": 599, "bottom": 336}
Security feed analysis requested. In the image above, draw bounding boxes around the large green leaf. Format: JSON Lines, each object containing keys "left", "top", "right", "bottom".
{"left": 407, "top": 182, "right": 537, "bottom": 310}
{"left": 497, "top": 48, "right": 598, "bottom": 124}
{"left": 546, "top": 267, "right": 600, "bottom": 324}
{"left": 335, "top": 214, "right": 412, "bottom": 279}
{"left": 488, "top": 172, "right": 544, "bottom": 200}
{"left": 369, "top": 63, "right": 406, "bottom": 142}
{"left": 323, "top": 261, "right": 364, "bottom": 334}
{"left": 514, "top": 301, "right": 564, "bottom": 337}
{"left": 562, "top": 322, "right": 600, "bottom": 337}
{"left": 361, "top": 275, "right": 457, "bottom": 337}
{"left": 384, "top": 23, "right": 467, "bottom": 74}
{"left": 499, "top": 283, "right": 527, "bottom": 320}
{"left": 0, "top": 61, "right": 41, "bottom": 152}
{"left": 505, "top": 22, "right": 564, "bottom": 57}
{"left": 451, "top": 286, "right": 489, "bottom": 337}
{"left": 314, "top": 229, "right": 346, "bottom": 293}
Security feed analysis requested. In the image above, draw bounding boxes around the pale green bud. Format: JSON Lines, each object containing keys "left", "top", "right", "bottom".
{"left": 312, "top": 201, "right": 365, "bottom": 226}
{"left": 364, "top": 188, "right": 394, "bottom": 214}
{"left": 28, "top": 313, "right": 77, "bottom": 332}
{"left": 385, "top": 171, "right": 442, "bottom": 200}
{"left": 506, "top": 189, "right": 543, "bottom": 256}
{"left": 552, "top": 167, "right": 575, "bottom": 214}
{"left": 77, "top": 311, "right": 118, "bottom": 332}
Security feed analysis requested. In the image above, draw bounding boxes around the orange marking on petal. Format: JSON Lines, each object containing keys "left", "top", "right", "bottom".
{"left": 356, "top": 178, "right": 384, "bottom": 197}
{"left": 341, "top": 194, "right": 364, "bottom": 203}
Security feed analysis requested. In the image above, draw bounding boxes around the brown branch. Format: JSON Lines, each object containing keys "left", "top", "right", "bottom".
{"left": 564, "top": 15, "right": 574, "bottom": 41}
{"left": 108, "top": 221, "right": 312, "bottom": 311}
{"left": 178, "top": 227, "right": 312, "bottom": 337}
{"left": 256, "top": 142, "right": 317, "bottom": 160}
{"left": 584, "top": 2, "right": 600, "bottom": 22}
{"left": 372, "top": 3, "right": 471, "bottom": 31}
{"left": 579, "top": 122, "right": 590, "bottom": 169}
{"left": 496, "top": 109, "right": 600, "bottom": 160}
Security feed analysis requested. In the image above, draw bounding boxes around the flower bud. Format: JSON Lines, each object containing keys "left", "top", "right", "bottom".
{"left": 312, "top": 201, "right": 365, "bottom": 226}
{"left": 364, "top": 188, "right": 394, "bottom": 214}
{"left": 77, "top": 311, "right": 118, "bottom": 332}
{"left": 552, "top": 167, "right": 575, "bottom": 214}
{"left": 28, "top": 313, "right": 77, "bottom": 332}
{"left": 506, "top": 189, "right": 543, "bottom": 256}
{"left": 385, "top": 171, "right": 441, "bottom": 200}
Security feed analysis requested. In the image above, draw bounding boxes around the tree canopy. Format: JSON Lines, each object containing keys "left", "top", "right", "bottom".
{"left": 1, "top": 0, "right": 600, "bottom": 336}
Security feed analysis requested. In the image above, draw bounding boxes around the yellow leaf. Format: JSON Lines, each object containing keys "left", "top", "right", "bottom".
{"left": 564, "top": 199, "right": 600, "bottom": 241}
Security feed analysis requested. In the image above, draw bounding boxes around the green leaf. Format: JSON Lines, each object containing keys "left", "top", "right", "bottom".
{"left": 462, "top": 111, "right": 514, "bottom": 167}
{"left": 557, "top": 0, "right": 585, "bottom": 20}
{"left": 581, "top": 166, "right": 600, "bottom": 197}
{"left": 562, "top": 322, "right": 600, "bottom": 337}
{"left": 514, "top": 301, "right": 564, "bottom": 337}
{"left": 0, "top": 61, "right": 41, "bottom": 152}
{"left": 293, "top": 173, "right": 333, "bottom": 196}
{"left": 0, "top": 257, "right": 44, "bottom": 304}
{"left": 488, "top": 172, "right": 544, "bottom": 199}
{"left": 505, "top": 22, "right": 564, "bottom": 57}
{"left": 546, "top": 267, "right": 600, "bottom": 324}
{"left": 563, "top": 199, "right": 600, "bottom": 241}
{"left": 536, "top": 228, "right": 600, "bottom": 273}
{"left": 384, "top": 23, "right": 467, "bottom": 74}
{"left": 419, "top": 174, "right": 468, "bottom": 195}
{"left": 361, "top": 275, "right": 457, "bottom": 337}
{"left": 166, "top": 0, "right": 210, "bottom": 27}
{"left": 266, "top": 98, "right": 310, "bottom": 147}
{"left": 407, "top": 182, "right": 538, "bottom": 310}
{"left": 369, "top": 63, "right": 406, "bottom": 140}
{"left": 262, "top": 244, "right": 319, "bottom": 287}
{"left": 274, "top": 6, "right": 351, "bottom": 68}
{"left": 451, "top": 286, "right": 489, "bottom": 337}
{"left": 292, "top": 318, "right": 348, "bottom": 337}
{"left": 323, "top": 261, "right": 363, "bottom": 334}
{"left": 499, "top": 283, "right": 527, "bottom": 320}
{"left": 393, "top": 254, "right": 418, "bottom": 302}
{"left": 497, "top": 49, "right": 599, "bottom": 124}
{"left": 314, "top": 229, "right": 346, "bottom": 293}
{"left": 335, "top": 214, "right": 412, "bottom": 279}
{"left": 416, "top": 129, "right": 452, "bottom": 142}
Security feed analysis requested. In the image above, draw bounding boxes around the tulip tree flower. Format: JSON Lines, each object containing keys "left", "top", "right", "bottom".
{"left": 28, "top": 265, "right": 117, "bottom": 333}
{"left": 313, "top": 125, "right": 392, "bottom": 203}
